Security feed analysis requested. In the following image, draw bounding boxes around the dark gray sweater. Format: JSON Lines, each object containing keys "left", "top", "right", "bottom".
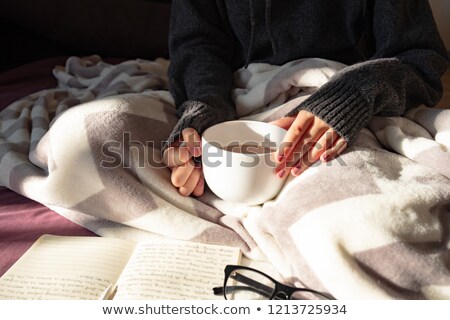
{"left": 166, "top": 0, "right": 448, "bottom": 148}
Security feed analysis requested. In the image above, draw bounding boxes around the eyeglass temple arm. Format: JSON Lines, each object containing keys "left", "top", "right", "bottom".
{"left": 213, "top": 285, "right": 273, "bottom": 298}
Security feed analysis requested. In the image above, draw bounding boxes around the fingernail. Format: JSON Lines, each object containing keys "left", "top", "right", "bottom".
{"left": 277, "top": 154, "right": 284, "bottom": 162}
{"left": 193, "top": 147, "right": 201, "bottom": 157}
{"left": 323, "top": 153, "right": 333, "bottom": 162}
{"left": 276, "top": 169, "right": 285, "bottom": 179}
{"left": 291, "top": 167, "right": 301, "bottom": 176}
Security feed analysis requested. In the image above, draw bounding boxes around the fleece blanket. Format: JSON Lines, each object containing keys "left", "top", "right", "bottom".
{"left": 1, "top": 56, "right": 449, "bottom": 299}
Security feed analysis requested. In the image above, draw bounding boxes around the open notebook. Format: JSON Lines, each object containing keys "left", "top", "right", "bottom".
{"left": 0, "top": 235, "right": 241, "bottom": 300}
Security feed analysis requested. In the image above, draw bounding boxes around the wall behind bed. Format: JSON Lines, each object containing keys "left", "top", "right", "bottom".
{"left": 0, "top": 0, "right": 172, "bottom": 72}
{"left": 429, "top": 0, "right": 450, "bottom": 51}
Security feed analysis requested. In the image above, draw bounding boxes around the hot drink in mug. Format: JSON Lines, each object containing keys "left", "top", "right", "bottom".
{"left": 201, "top": 120, "right": 287, "bottom": 205}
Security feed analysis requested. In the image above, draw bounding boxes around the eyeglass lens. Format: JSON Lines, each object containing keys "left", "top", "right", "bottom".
{"left": 223, "top": 267, "right": 332, "bottom": 300}
{"left": 224, "top": 268, "right": 276, "bottom": 300}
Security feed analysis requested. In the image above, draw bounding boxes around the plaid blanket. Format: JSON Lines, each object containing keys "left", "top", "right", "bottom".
{"left": 1, "top": 56, "right": 449, "bottom": 299}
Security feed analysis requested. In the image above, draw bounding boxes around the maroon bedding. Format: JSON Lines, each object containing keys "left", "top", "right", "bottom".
{"left": 0, "top": 57, "right": 97, "bottom": 277}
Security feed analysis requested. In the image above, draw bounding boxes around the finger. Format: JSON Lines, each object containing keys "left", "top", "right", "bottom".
{"left": 179, "top": 167, "right": 202, "bottom": 197}
{"left": 320, "top": 137, "right": 348, "bottom": 162}
{"left": 276, "top": 111, "right": 314, "bottom": 162}
{"left": 163, "top": 145, "right": 192, "bottom": 167}
{"left": 275, "top": 142, "right": 312, "bottom": 179}
{"left": 182, "top": 128, "right": 202, "bottom": 157}
{"left": 311, "top": 129, "right": 339, "bottom": 160}
{"left": 275, "top": 118, "right": 328, "bottom": 177}
{"left": 291, "top": 129, "right": 338, "bottom": 176}
{"left": 191, "top": 175, "right": 205, "bottom": 197}
{"left": 292, "top": 116, "right": 330, "bottom": 159}
{"left": 270, "top": 116, "right": 296, "bottom": 130}
{"left": 277, "top": 143, "right": 316, "bottom": 178}
{"left": 171, "top": 159, "right": 195, "bottom": 187}
{"left": 290, "top": 151, "right": 317, "bottom": 176}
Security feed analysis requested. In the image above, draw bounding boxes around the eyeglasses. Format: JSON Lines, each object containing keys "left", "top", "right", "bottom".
{"left": 213, "top": 265, "right": 333, "bottom": 300}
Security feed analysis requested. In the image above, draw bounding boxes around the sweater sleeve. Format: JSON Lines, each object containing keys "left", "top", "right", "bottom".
{"left": 165, "top": 0, "right": 236, "bottom": 148}
{"left": 286, "top": 0, "right": 449, "bottom": 144}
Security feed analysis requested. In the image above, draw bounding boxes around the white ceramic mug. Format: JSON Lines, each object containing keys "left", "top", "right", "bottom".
{"left": 201, "top": 120, "right": 287, "bottom": 205}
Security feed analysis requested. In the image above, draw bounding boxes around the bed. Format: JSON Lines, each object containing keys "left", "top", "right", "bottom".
{"left": 0, "top": 0, "right": 172, "bottom": 279}
{"left": 0, "top": 57, "right": 97, "bottom": 277}
{"left": 1, "top": 1, "right": 450, "bottom": 300}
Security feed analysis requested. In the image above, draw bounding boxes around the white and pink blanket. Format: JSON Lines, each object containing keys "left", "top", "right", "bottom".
{"left": 1, "top": 56, "right": 449, "bottom": 299}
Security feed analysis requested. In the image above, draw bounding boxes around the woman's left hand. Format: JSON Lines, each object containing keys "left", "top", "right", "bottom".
{"left": 270, "top": 110, "right": 347, "bottom": 179}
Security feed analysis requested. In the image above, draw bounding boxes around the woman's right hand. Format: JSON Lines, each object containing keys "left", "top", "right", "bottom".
{"left": 163, "top": 128, "right": 204, "bottom": 197}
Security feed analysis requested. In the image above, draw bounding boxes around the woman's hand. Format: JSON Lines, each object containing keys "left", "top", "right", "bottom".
{"left": 163, "top": 128, "right": 204, "bottom": 197}
{"left": 271, "top": 110, "right": 347, "bottom": 179}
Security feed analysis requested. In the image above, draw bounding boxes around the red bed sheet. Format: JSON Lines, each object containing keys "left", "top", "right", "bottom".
{"left": 0, "top": 57, "right": 97, "bottom": 277}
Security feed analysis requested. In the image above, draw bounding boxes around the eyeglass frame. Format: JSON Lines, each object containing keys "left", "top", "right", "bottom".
{"left": 213, "top": 265, "right": 334, "bottom": 300}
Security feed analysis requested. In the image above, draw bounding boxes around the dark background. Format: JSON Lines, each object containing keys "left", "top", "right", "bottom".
{"left": 0, "top": 0, "right": 172, "bottom": 72}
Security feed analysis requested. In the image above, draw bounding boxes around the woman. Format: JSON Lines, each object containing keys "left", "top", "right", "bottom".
{"left": 163, "top": 0, "right": 448, "bottom": 197}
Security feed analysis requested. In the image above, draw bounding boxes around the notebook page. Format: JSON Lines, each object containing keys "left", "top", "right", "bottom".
{"left": 0, "top": 235, "right": 136, "bottom": 299}
{"left": 115, "top": 240, "right": 241, "bottom": 299}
